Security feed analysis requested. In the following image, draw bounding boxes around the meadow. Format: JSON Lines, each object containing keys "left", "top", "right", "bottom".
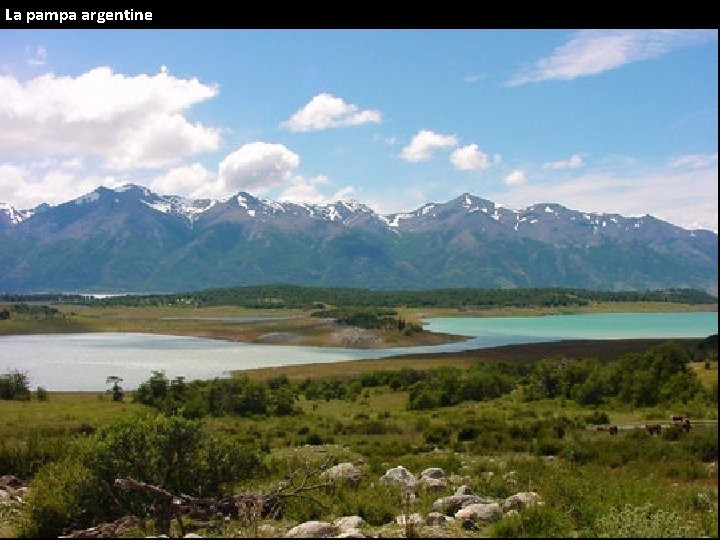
{"left": 0, "top": 335, "right": 717, "bottom": 538}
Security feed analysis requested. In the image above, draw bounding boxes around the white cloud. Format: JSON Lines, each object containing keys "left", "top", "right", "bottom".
{"left": 668, "top": 153, "right": 718, "bottom": 169}
{"left": 450, "top": 144, "right": 491, "bottom": 170}
{"left": 488, "top": 161, "right": 718, "bottom": 232}
{"left": 508, "top": 30, "right": 716, "bottom": 86}
{"left": 0, "top": 161, "right": 116, "bottom": 209}
{"left": 26, "top": 45, "right": 47, "bottom": 66}
{"left": 281, "top": 93, "right": 381, "bottom": 132}
{"left": 400, "top": 130, "right": 459, "bottom": 162}
{"left": 278, "top": 175, "right": 356, "bottom": 204}
{"left": 0, "top": 66, "right": 220, "bottom": 169}
{"left": 218, "top": 142, "right": 300, "bottom": 193}
{"left": 463, "top": 73, "right": 486, "bottom": 83}
{"left": 150, "top": 163, "right": 215, "bottom": 197}
{"left": 504, "top": 169, "right": 526, "bottom": 186}
{"left": 543, "top": 154, "right": 583, "bottom": 170}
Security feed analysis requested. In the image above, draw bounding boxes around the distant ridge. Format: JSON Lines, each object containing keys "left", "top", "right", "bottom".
{"left": 1, "top": 184, "right": 717, "bottom": 293}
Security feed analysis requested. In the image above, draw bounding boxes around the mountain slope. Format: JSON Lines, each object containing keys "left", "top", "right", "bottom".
{"left": 0, "top": 185, "right": 716, "bottom": 293}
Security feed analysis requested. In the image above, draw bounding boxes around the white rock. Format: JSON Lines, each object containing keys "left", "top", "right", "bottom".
{"left": 322, "top": 463, "right": 363, "bottom": 488}
{"left": 334, "top": 516, "right": 365, "bottom": 531}
{"left": 503, "top": 491, "right": 541, "bottom": 512}
{"left": 455, "top": 502, "right": 503, "bottom": 522}
{"left": 420, "top": 467, "right": 445, "bottom": 480}
{"left": 379, "top": 466, "right": 417, "bottom": 490}
{"left": 286, "top": 520, "right": 338, "bottom": 538}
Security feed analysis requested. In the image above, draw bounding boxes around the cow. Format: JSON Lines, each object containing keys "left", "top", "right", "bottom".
{"left": 645, "top": 423, "right": 662, "bottom": 435}
{"left": 596, "top": 426, "right": 606, "bottom": 432}
{"left": 681, "top": 419, "right": 691, "bottom": 432}
{"left": 608, "top": 425, "right": 618, "bottom": 436}
{"left": 671, "top": 414, "right": 684, "bottom": 423}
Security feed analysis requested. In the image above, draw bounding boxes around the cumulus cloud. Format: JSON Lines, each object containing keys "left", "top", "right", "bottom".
{"left": 0, "top": 161, "right": 115, "bottom": 209}
{"left": 0, "top": 66, "right": 220, "bottom": 169}
{"left": 281, "top": 93, "right": 381, "bottom": 132}
{"left": 543, "top": 154, "right": 583, "bottom": 170}
{"left": 488, "top": 161, "right": 718, "bottom": 232}
{"left": 150, "top": 163, "right": 215, "bottom": 197}
{"left": 508, "top": 30, "right": 716, "bottom": 86}
{"left": 450, "top": 144, "right": 491, "bottom": 170}
{"left": 504, "top": 169, "right": 526, "bottom": 186}
{"left": 400, "top": 130, "right": 459, "bottom": 162}
{"left": 218, "top": 142, "right": 300, "bottom": 193}
{"left": 215, "top": 141, "right": 356, "bottom": 203}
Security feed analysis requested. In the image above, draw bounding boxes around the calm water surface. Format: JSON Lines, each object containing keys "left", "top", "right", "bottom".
{"left": 0, "top": 312, "right": 715, "bottom": 391}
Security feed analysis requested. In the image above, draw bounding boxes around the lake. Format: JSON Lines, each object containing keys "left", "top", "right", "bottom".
{"left": 0, "top": 312, "right": 716, "bottom": 391}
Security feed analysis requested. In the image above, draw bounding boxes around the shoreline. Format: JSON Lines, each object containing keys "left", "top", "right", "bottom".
{"left": 235, "top": 337, "right": 708, "bottom": 381}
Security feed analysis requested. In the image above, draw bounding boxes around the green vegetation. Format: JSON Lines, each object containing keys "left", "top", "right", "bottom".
{"left": 0, "top": 336, "right": 717, "bottom": 538}
{"left": 80, "top": 285, "right": 717, "bottom": 309}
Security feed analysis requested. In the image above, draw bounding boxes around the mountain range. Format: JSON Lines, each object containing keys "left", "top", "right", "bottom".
{"left": 1, "top": 184, "right": 717, "bottom": 293}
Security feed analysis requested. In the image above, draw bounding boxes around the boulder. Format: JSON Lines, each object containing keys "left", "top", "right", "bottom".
{"left": 420, "top": 477, "right": 447, "bottom": 492}
{"left": 502, "top": 491, "right": 541, "bottom": 512}
{"left": 333, "top": 516, "right": 365, "bottom": 532}
{"left": 420, "top": 467, "right": 445, "bottom": 480}
{"left": 432, "top": 494, "right": 489, "bottom": 515}
{"left": 455, "top": 502, "right": 503, "bottom": 522}
{"left": 454, "top": 485, "right": 474, "bottom": 496}
{"left": 379, "top": 466, "right": 417, "bottom": 491}
{"left": 425, "top": 512, "right": 453, "bottom": 527}
{"left": 322, "top": 463, "right": 363, "bottom": 488}
{"left": 286, "top": 521, "right": 338, "bottom": 538}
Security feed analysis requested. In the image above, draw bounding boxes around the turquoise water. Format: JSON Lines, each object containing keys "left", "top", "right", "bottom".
{"left": 424, "top": 311, "right": 718, "bottom": 340}
{"left": 0, "top": 312, "right": 715, "bottom": 391}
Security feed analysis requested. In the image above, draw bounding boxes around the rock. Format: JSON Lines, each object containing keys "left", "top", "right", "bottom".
{"left": 395, "top": 513, "right": 423, "bottom": 526}
{"left": 504, "top": 509, "right": 520, "bottom": 518}
{"left": 455, "top": 502, "right": 503, "bottom": 522}
{"left": 379, "top": 466, "right": 417, "bottom": 491}
{"left": 432, "top": 494, "right": 489, "bottom": 515}
{"left": 454, "top": 485, "right": 474, "bottom": 496}
{"left": 183, "top": 534, "right": 203, "bottom": 539}
{"left": 0, "top": 489, "right": 9, "bottom": 500}
{"left": 334, "top": 532, "right": 365, "bottom": 538}
{"left": 0, "top": 475, "right": 23, "bottom": 489}
{"left": 425, "top": 512, "right": 452, "bottom": 527}
{"left": 286, "top": 520, "right": 338, "bottom": 538}
{"left": 322, "top": 462, "right": 363, "bottom": 488}
{"left": 334, "top": 516, "right": 365, "bottom": 532}
{"left": 420, "top": 477, "right": 448, "bottom": 492}
{"left": 503, "top": 491, "right": 541, "bottom": 512}
{"left": 420, "top": 467, "right": 445, "bottom": 480}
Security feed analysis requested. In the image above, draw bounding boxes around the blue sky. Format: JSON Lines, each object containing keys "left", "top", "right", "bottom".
{"left": 0, "top": 29, "right": 717, "bottom": 230}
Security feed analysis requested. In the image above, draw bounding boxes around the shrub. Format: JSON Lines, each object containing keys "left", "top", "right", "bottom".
{"left": 592, "top": 503, "right": 702, "bottom": 537}
{"left": 490, "top": 505, "right": 571, "bottom": 538}
{"left": 20, "top": 460, "right": 100, "bottom": 538}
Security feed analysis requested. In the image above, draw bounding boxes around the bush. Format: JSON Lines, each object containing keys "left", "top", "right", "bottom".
{"left": 21, "top": 460, "right": 100, "bottom": 538}
{"left": 22, "top": 413, "right": 261, "bottom": 537}
{"left": 491, "top": 505, "right": 571, "bottom": 537}
{"left": 592, "top": 503, "right": 702, "bottom": 537}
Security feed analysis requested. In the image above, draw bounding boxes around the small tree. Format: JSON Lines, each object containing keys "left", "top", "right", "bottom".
{"left": 36, "top": 386, "right": 49, "bottom": 402}
{"left": 106, "top": 375, "right": 124, "bottom": 402}
{"left": 0, "top": 369, "right": 31, "bottom": 400}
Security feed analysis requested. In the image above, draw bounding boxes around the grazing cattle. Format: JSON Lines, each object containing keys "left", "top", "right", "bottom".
{"left": 671, "top": 414, "right": 684, "bottom": 423}
{"left": 645, "top": 423, "right": 662, "bottom": 435}
{"left": 596, "top": 426, "right": 606, "bottom": 432}
{"left": 608, "top": 425, "right": 618, "bottom": 436}
{"left": 681, "top": 419, "right": 691, "bottom": 432}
